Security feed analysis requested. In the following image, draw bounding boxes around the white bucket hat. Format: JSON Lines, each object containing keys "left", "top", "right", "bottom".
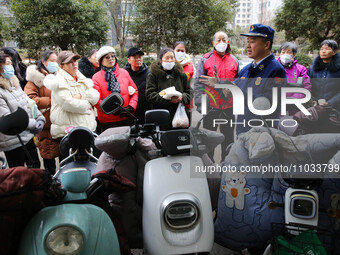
{"left": 96, "top": 46, "right": 116, "bottom": 61}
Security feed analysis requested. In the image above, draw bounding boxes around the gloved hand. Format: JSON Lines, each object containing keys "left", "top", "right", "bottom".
{"left": 32, "top": 120, "right": 45, "bottom": 134}
{"left": 119, "top": 105, "right": 135, "bottom": 118}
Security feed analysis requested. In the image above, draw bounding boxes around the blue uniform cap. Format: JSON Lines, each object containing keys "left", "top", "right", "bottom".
{"left": 240, "top": 24, "right": 275, "bottom": 41}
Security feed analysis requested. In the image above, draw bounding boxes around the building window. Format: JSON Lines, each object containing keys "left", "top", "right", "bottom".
{"left": 242, "top": 14, "right": 245, "bottom": 18}
{"left": 242, "top": 9, "right": 246, "bottom": 12}
{"left": 248, "top": 14, "right": 251, "bottom": 18}
{"left": 237, "top": 14, "right": 240, "bottom": 17}
{"left": 247, "top": 3, "right": 251, "bottom": 7}
{"left": 237, "top": 20, "right": 240, "bottom": 23}
{"left": 242, "top": 3, "right": 246, "bottom": 6}
{"left": 237, "top": 8, "right": 240, "bottom": 12}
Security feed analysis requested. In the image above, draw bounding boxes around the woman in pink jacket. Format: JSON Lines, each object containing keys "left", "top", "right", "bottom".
{"left": 277, "top": 42, "right": 312, "bottom": 99}
{"left": 92, "top": 46, "right": 138, "bottom": 132}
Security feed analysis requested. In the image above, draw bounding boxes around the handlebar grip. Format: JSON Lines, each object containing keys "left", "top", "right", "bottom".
{"left": 0, "top": 156, "right": 7, "bottom": 169}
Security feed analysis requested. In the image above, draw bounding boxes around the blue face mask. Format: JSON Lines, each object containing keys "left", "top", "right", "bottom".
{"left": 46, "top": 62, "right": 59, "bottom": 73}
{"left": 1, "top": 65, "right": 15, "bottom": 79}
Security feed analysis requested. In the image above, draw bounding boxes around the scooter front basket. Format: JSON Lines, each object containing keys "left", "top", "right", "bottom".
{"left": 270, "top": 222, "right": 340, "bottom": 255}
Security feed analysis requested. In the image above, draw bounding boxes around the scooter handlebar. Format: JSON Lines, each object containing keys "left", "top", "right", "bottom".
{"left": 0, "top": 156, "right": 7, "bottom": 169}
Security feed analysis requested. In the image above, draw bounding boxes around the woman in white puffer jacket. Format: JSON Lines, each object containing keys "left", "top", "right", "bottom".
{"left": 44, "top": 51, "right": 99, "bottom": 139}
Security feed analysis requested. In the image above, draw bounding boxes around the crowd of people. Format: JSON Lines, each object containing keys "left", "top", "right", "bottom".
{"left": 0, "top": 23, "right": 339, "bottom": 170}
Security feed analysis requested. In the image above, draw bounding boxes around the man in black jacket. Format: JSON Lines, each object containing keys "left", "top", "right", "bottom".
{"left": 124, "top": 47, "right": 151, "bottom": 124}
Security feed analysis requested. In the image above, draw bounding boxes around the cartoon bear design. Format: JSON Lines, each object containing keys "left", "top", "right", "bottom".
{"left": 222, "top": 171, "right": 250, "bottom": 210}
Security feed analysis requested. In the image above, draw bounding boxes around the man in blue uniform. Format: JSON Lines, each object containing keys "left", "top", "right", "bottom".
{"left": 200, "top": 24, "right": 287, "bottom": 136}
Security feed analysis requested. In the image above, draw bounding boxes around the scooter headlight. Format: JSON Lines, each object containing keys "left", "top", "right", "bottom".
{"left": 164, "top": 201, "right": 199, "bottom": 230}
{"left": 45, "top": 226, "right": 84, "bottom": 255}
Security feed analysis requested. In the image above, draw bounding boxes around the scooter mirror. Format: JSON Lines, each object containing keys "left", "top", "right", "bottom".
{"left": 145, "top": 109, "right": 170, "bottom": 126}
{"left": 100, "top": 92, "right": 125, "bottom": 115}
{"left": 0, "top": 107, "right": 29, "bottom": 135}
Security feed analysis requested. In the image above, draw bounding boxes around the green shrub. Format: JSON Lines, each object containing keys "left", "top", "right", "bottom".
{"left": 117, "top": 57, "right": 127, "bottom": 68}
{"left": 113, "top": 45, "right": 128, "bottom": 59}
{"left": 237, "top": 48, "right": 244, "bottom": 54}
{"left": 143, "top": 56, "right": 156, "bottom": 67}
{"left": 230, "top": 46, "right": 238, "bottom": 56}
{"left": 272, "top": 45, "right": 281, "bottom": 54}
{"left": 295, "top": 53, "right": 313, "bottom": 68}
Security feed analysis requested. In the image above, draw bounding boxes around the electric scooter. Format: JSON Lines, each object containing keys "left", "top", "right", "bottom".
{"left": 18, "top": 124, "right": 123, "bottom": 255}
{"left": 98, "top": 93, "right": 224, "bottom": 254}
{"left": 0, "top": 107, "right": 122, "bottom": 255}
{"left": 141, "top": 110, "right": 224, "bottom": 255}
{"left": 250, "top": 97, "right": 339, "bottom": 254}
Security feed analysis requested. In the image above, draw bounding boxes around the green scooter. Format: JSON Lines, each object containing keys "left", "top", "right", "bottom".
{"left": 16, "top": 122, "right": 121, "bottom": 254}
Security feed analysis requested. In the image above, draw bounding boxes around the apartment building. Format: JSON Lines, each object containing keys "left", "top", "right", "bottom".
{"left": 231, "top": 0, "right": 282, "bottom": 29}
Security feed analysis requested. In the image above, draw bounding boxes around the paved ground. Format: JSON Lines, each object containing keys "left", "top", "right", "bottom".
{"left": 131, "top": 243, "right": 242, "bottom": 255}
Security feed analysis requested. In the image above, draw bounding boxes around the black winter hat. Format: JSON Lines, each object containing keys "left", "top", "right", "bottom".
{"left": 127, "top": 47, "right": 144, "bottom": 58}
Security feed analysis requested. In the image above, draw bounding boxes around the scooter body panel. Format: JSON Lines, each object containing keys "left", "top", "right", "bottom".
{"left": 18, "top": 203, "right": 120, "bottom": 255}
{"left": 143, "top": 155, "right": 214, "bottom": 255}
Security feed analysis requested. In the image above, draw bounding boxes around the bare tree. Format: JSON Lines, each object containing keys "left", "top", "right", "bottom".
{"left": 105, "top": 0, "right": 135, "bottom": 57}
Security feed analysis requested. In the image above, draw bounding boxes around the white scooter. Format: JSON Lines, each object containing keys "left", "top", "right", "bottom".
{"left": 142, "top": 110, "right": 221, "bottom": 255}
{"left": 99, "top": 93, "right": 223, "bottom": 254}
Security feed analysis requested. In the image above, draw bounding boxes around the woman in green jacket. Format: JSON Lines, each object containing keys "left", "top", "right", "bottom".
{"left": 146, "top": 48, "right": 192, "bottom": 129}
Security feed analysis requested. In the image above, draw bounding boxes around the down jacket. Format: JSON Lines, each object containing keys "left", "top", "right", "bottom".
{"left": 24, "top": 65, "right": 60, "bottom": 159}
{"left": 180, "top": 54, "right": 195, "bottom": 82}
{"left": 95, "top": 126, "right": 157, "bottom": 248}
{"left": 78, "top": 57, "right": 100, "bottom": 79}
{"left": 308, "top": 53, "right": 340, "bottom": 110}
{"left": 0, "top": 75, "right": 45, "bottom": 151}
{"left": 277, "top": 57, "right": 312, "bottom": 98}
{"left": 44, "top": 68, "right": 99, "bottom": 139}
{"left": 194, "top": 47, "right": 239, "bottom": 111}
{"left": 124, "top": 63, "right": 151, "bottom": 124}
{"left": 215, "top": 127, "right": 340, "bottom": 251}
{"left": 146, "top": 61, "right": 193, "bottom": 127}
{"left": 92, "top": 64, "right": 138, "bottom": 124}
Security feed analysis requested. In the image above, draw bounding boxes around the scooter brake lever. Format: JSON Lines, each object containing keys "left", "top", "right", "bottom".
{"left": 86, "top": 178, "right": 103, "bottom": 198}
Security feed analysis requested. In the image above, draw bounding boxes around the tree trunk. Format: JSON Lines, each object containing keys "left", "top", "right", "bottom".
{"left": 120, "top": 43, "right": 125, "bottom": 59}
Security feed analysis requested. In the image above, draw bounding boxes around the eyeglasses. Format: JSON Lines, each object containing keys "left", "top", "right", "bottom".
{"left": 105, "top": 54, "right": 116, "bottom": 60}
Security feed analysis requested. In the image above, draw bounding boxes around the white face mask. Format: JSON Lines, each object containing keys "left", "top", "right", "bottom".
{"left": 280, "top": 54, "right": 294, "bottom": 66}
{"left": 162, "top": 62, "right": 175, "bottom": 70}
{"left": 175, "top": 52, "right": 186, "bottom": 62}
{"left": 215, "top": 42, "right": 228, "bottom": 53}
